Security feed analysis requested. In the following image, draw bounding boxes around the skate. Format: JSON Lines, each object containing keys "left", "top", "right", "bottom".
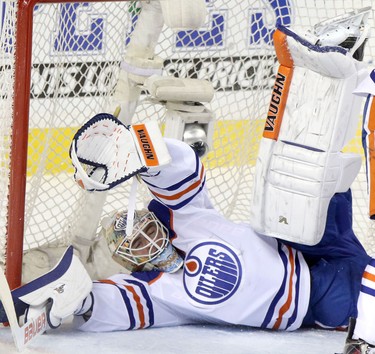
{"left": 343, "top": 318, "right": 375, "bottom": 354}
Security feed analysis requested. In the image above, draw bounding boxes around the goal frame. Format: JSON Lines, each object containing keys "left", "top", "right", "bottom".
{"left": 7, "top": 0, "right": 132, "bottom": 290}
{"left": 5, "top": 0, "right": 375, "bottom": 291}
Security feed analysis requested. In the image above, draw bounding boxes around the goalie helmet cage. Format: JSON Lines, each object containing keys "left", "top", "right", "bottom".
{"left": 1, "top": 0, "right": 375, "bottom": 289}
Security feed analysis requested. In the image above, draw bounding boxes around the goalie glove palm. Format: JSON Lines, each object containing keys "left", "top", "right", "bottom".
{"left": 70, "top": 113, "right": 171, "bottom": 191}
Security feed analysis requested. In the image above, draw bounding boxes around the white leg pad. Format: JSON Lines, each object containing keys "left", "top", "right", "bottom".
{"left": 250, "top": 25, "right": 366, "bottom": 244}
{"left": 251, "top": 140, "right": 361, "bottom": 245}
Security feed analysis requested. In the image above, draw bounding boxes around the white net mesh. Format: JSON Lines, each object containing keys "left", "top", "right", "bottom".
{"left": 0, "top": 0, "right": 16, "bottom": 264}
{"left": 1, "top": 0, "right": 375, "bottom": 279}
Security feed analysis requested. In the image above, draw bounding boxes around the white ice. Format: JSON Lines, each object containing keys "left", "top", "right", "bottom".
{"left": 0, "top": 320, "right": 347, "bottom": 354}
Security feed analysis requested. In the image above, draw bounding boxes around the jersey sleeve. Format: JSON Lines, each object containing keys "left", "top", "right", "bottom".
{"left": 76, "top": 272, "right": 190, "bottom": 332}
{"left": 363, "top": 94, "right": 375, "bottom": 219}
{"left": 139, "top": 138, "right": 211, "bottom": 210}
{"left": 355, "top": 69, "right": 375, "bottom": 219}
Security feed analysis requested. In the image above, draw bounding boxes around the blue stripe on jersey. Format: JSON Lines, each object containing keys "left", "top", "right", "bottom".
{"left": 369, "top": 258, "right": 375, "bottom": 268}
{"left": 261, "top": 242, "right": 288, "bottom": 329}
{"left": 125, "top": 279, "right": 155, "bottom": 327}
{"left": 148, "top": 200, "right": 177, "bottom": 240}
{"left": 131, "top": 269, "right": 163, "bottom": 283}
{"left": 143, "top": 153, "right": 201, "bottom": 191}
{"left": 361, "top": 284, "right": 375, "bottom": 297}
{"left": 164, "top": 175, "right": 206, "bottom": 210}
{"left": 97, "top": 282, "right": 137, "bottom": 330}
{"left": 286, "top": 253, "right": 301, "bottom": 329}
{"left": 117, "top": 286, "right": 136, "bottom": 329}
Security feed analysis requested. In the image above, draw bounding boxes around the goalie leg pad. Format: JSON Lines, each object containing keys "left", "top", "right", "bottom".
{"left": 251, "top": 140, "right": 361, "bottom": 245}
{"left": 250, "top": 24, "right": 366, "bottom": 245}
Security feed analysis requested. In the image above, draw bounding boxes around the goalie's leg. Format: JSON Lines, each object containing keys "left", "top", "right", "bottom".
{"left": 343, "top": 259, "right": 375, "bottom": 353}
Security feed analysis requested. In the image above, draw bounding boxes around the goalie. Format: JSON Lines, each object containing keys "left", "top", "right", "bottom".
{"left": 5, "top": 119, "right": 371, "bottom": 333}
{"left": 1, "top": 7, "right": 375, "bottom": 354}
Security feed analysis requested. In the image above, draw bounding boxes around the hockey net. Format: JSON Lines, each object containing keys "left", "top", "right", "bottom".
{"left": 1, "top": 0, "right": 375, "bottom": 288}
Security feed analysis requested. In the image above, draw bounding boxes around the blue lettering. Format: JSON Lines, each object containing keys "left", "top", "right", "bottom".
{"left": 196, "top": 285, "right": 223, "bottom": 298}
{"left": 1, "top": 1, "right": 14, "bottom": 54}
{"left": 194, "top": 249, "right": 239, "bottom": 299}
{"left": 53, "top": 3, "right": 104, "bottom": 53}
{"left": 205, "top": 256, "right": 237, "bottom": 275}
{"left": 196, "top": 278, "right": 229, "bottom": 298}
{"left": 202, "top": 261, "right": 237, "bottom": 282}
{"left": 208, "top": 248, "right": 233, "bottom": 263}
{"left": 207, "top": 249, "right": 237, "bottom": 274}
{"left": 249, "top": 0, "right": 292, "bottom": 46}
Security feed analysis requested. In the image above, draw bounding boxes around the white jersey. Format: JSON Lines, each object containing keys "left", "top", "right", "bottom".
{"left": 78, "top": 139, "right": 311, "bottom": 332}
{"left": 354, "top": 69, "right": 375, "bottom": 218}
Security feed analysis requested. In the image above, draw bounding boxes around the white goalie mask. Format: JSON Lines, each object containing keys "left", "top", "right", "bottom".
{"left": 101, "top": 210, "right": 183, "bottom": 273}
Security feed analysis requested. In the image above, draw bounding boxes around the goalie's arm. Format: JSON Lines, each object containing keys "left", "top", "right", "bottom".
{"left": 67, "top": 0, "right": 208, "bottom": 277}
{"left": 140, "top": 138, "right": 212, "bottom": 211}
{"left": 69, "top": 114, "right": 210, "bottom": 211}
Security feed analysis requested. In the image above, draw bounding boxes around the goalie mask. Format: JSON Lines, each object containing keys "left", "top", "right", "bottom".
{"left": 100, "top": 210, "right": 183, "bottom": 273}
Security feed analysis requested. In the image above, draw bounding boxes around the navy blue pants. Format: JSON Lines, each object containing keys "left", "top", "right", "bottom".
{"left": 283, "top": 190, "right": 371, "bottom": 328}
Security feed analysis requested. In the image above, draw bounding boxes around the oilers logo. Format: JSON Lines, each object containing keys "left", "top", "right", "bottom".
{"left": 183, "top": 241, "right": 242, "bottom": 306}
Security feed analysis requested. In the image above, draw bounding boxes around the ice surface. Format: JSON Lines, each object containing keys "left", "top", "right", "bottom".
{"left": 0, "top": 320, "right": 347, "bottom": 354}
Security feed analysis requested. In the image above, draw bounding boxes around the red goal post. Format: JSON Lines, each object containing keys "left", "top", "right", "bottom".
{"left": 6, "top": 0, "right": 58, "bottom": 290}
{"left": 1, "top": 0, "right": 375, "bottom": 290}
{"left": 4, "top": 0, "right": 137, "bottom": 290}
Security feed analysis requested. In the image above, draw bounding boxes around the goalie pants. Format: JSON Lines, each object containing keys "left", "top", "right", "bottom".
{"left": 284, "top": 190, "right": 371, "bottom": 329}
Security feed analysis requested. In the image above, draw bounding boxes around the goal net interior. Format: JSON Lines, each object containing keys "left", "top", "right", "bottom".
{"left": 1, "top": 0, "right": 374, "bottom": 287}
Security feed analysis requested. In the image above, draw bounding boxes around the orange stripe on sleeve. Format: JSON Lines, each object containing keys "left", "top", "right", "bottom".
{"left": 151, "top": 165, "right": 205, "bottom": 201}
{"left": 98, "top": 279, "right": 116, "bottom": 285}
{"left": 98, "top": 279, "right": 147, "bottom": 329}
{"left": 273, "top": 246, "right": 295, "bottom": 330}
{"left": 124, "top": 285, "right": 146, "bottom": 329}
{"left": 363, "top": 270, "right": 375, "bottom": 283}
